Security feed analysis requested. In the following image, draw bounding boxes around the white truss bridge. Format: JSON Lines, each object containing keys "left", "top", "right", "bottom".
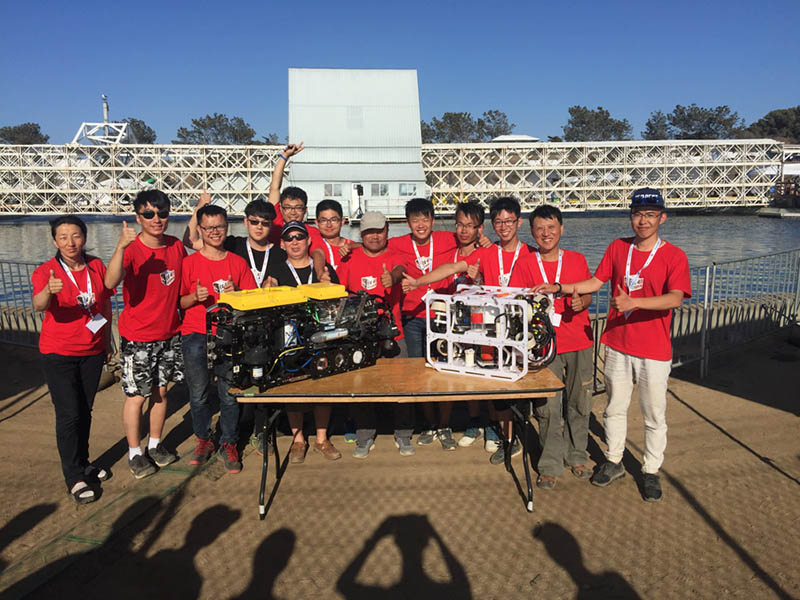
{"left": 0, "top": 139, "right": 783, "bottom": 216}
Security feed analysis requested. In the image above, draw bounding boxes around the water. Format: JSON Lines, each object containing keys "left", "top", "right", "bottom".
{"left": 3, "top": 213, "right": 798, "bottom": 270}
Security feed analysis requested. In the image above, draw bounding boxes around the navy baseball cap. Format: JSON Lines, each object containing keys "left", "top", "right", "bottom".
{"left": 281, "top": 221, "right": 308, "bottom": 237}
{"left": 630, "top": 188, "right": 665, "bottom": 209}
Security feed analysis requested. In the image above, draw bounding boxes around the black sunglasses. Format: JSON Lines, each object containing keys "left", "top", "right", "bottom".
{"left": 282, "top": 233, "right": 308, "bottom": 242}
{"left": 139, "top": 209, "right": 169, "bottom": 219}
{"left": 247, "top": 218, "right": 272, "bottom": 227}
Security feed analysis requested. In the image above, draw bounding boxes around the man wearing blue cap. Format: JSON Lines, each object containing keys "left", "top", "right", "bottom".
{"left": 534, "top": 188, "right": 691, "bottom": 501}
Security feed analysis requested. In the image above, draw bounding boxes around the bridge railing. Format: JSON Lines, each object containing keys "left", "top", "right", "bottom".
{"left": 0, "top": 139, "right": 783, "bottom": 215}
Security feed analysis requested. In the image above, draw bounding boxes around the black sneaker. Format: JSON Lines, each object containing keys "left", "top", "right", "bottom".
{"left": 129, "top": 454, "right": 157, "bottom": 479}
{"left": 643, "top": 473, "right": 663, "bottom": 502}
{"left": 489, "top": 439, "right": 521, "bottom": 465}
{"left": 590, "top": 461, "right": 625, "bottom": 487}
{"left": 219, "top": 442, "right": 242, "bottom": 474}
{"left": 437, "top": 428, "right": 457, "bottom": 451}
{"left": 146, "top": 444, "right": 178, "bottom": 467}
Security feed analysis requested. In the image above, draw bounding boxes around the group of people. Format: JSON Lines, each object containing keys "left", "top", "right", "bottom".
{"left": 33, "top": 142, "right": 690, "bottom": 506}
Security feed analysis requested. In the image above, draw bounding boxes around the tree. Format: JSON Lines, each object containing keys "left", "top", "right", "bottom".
{"left": 547, "top": 135, "right": 563, "bottom": 142}
{"left": 0, "top": 122, "right": 49, "bottom": 144}
{"left": 562, "top": 106, "right": 632, "bottom": 142}
{"left": 476, "top": 110, "right": 515, "bottom": 140}
{"left": 420, "top": 109, "right": 515, "bottom": 143}
{"left": 744, "top": 106, "right": 800, "bottom": 143}
{"left": 124, "top": 117, "right": 156, "bottom": 144}
{"left": 173, "top": 113, "right": 258, "bottom": 144}
{"left": 261, "top": 133, "right": 280, "bottom": 144}
{"left": 642, "top": 110, "right": 669, "bottom": 140}
{"left": 668, "top": 104, "right": 744, "bottom": 139}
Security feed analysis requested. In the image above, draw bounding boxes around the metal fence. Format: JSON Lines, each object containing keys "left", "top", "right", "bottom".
{"left": 3, "top": 249, "right": 799, "bottom": 387}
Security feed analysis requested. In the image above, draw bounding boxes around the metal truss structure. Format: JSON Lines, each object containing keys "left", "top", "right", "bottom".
{"left": 0, "top": 139, "right": 783, "bottom": 215}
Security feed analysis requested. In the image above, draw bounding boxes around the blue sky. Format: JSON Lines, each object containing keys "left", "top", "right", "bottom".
{"left": 1, "top": 0, "right": 798, "bottom": 143}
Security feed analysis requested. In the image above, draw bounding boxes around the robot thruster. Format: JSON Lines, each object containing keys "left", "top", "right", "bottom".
{"left": 424, "top": 285, "right": 556, "bottom": 381}
{"left": 206, "top": 283, "right": 399, "bottom": 391}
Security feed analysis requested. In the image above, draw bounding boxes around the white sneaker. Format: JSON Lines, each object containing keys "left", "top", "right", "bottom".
{"left": 458, "top": 426, "right": 483, "bottom": 447}
{"left": 484, "top": 438, "right": 500, "bottom": 453}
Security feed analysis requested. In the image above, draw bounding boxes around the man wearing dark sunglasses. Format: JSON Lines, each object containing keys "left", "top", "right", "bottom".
{"left": 533, "top": 188, "right": 691, "bottom": 502}
{"left": 104, "top": 189, "right": 186, "bottom": 479}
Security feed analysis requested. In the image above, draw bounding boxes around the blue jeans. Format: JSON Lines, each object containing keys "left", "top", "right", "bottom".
{"left": 181, "top": 333, "right": 238, "bottom": 444}
{"left": 402, "top": 316, "right": 427, "bottom": 358}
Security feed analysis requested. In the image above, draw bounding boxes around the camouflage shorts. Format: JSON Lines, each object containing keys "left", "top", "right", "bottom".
{"left": 120, "top": 335, "right": 184, "bottom": 397}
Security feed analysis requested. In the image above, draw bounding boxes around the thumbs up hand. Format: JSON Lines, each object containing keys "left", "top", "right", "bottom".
{"left": 47, "top": 269, "right": 63, "bottom": 294}
{"left": 117, "top": 221, "right": 137, "bottom": 250}
{"left": 380, "top": 263, "right": 393, "bottom": 288}
{"left": 222, "top": 276, "right": 234, "bottom": 293}
{"left": 611, "top": 284, "right": 634, "bottom": 312}
{"left": 570, "top": 287, "right": 585, "bottom": 312}
{"left": 321, "top": 266, "right": 331, "bottom": 282}
{"left": 401, "top": 272, "right": 418, "bottom": 293}
{"left": 263, "top": 276, "right": 278, "bottom": 288}
{"left": 195, "top": 279, "right": 209, "bottom": 303}
{"left": 467, "top": 258, "right": 481, "bottom": 282}
{"left": 338, "top": 240, "right": 353, "bottom": 258}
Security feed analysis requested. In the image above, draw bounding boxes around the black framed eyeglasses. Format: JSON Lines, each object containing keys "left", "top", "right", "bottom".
{"left": 139, "top": 209, "right": 169, "bottom": 219}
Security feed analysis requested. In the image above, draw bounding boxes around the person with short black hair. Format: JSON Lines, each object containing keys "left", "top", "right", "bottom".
{"left": 313, "top": 199, "right": 356, "bottom": 271}
{"left": 534, "top": 188, "right": 691, "bottom": 501}
{"left": 105, "top": 189, "right": 185, "bottom": 479}
{"left": 32, "top": 215, "right": 114, "bottom": 504}
{"left": 180, "top": 205, "right": 258, "bottom": 474}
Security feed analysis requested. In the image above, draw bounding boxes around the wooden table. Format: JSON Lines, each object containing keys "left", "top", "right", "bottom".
{"left": 232, "top": 358, "right": 564, "bottom": 517}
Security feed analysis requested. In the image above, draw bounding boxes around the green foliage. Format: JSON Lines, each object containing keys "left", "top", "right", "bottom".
{"left": 562, "top": 106, "right": 632, "bottom": 142}
{"left": 173, "top": 113, "right": 258, "bottom": 144}
{"left": 0, "top": 122, "right": 49, "bottom": 144}
{"left": 260, "top": 133, "right": 280, "bottom": 144}
{"left": 642, "top": 110, "right": 669, "bottom": 140}
{"left": 123, "top": 117, "right": 156, "bottom": 144}
{"left": 421, "top": 110, "right": 515, "bottom": 143}
{"left": 668, "top": 104, "right": 744, "bottom": 139}
{"left": 744, "top": 106, "right": 800, "bottom": 143}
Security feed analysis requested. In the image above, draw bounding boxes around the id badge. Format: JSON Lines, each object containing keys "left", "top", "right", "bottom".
{"left": 499, "top": 274, "right": 510, "bottom": 287}
{"left": 626, "top": 274, "right": 643, "bottom": 292}
{"left": 549, "top": 309, "right": 562, "bottom": 327}
{"left": 86, "top": 313, "right": 107, "bottom": 333}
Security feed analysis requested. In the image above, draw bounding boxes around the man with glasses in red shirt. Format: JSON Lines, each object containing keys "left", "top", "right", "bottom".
{"left": 534, "top": 188, "right": 691, "bottom": 501}
{"left": 105, "top": 190, "right": 185, "bottom": 479}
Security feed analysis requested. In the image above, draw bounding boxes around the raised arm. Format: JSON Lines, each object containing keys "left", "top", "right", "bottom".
{"left": 267, "top": 142, "right": 304, "bottom": 207}
{"left": 183, "top": 192, "right": 211, "bottom": 250}
{"left": 402, "top": 261, "right": 467, "bottom": 292}
{"left": 104, "top": 220, "right": 137, "bottom": 289}
{"left": 33, "top": 269, "right": 63, "bottom": 312}
{"left": 611, "top": 287, "right": 684, "bottom": 313}
{"left": 533, "top": 276, "right": 605, "bottom": 297}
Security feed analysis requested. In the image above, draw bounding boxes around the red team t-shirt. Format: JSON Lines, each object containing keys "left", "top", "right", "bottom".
{"left": 336, "top": 247, "right": 404, "bottom": 338}
{"left": 389, "top": 231, "right": 458, "bottom": 319}
{"left": 474, "top": 242, "right": 536, "bottom": 287}
{"left": 509, "top": 249, "right": 594, "bottom": 354}
{"left": 118, "top": 235, "right": 186, "bottom": 342}
{"left": 310, "top": 237, "right": 353, "bottom": 272}
{"left": 594, "top": 238, "right": 691, "bottom": 361}
{"left": 180, "top": 251, "right": 257, "bottom": 335}
{"left": 32, "top": 256, "right": 114, "bottom": 356}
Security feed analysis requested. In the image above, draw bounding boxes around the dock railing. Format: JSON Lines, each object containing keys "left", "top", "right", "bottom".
{"left": 2, "top": 249, "right": 799, "bottom": 388}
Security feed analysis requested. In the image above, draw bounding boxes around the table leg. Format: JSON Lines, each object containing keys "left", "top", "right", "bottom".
{"left": 511, "top": 403, "right": 534, "bottom": 513}
{"left": 259, "top": 407, "right": 283, "bottom": 520}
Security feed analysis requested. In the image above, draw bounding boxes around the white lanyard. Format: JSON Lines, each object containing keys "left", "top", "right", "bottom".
{"left": 246, "top": 242, "right": 270, "bottom": 287}
{"left": 58, "top": 258, "right": 93, "bottom": 310}
{"left": 323, "top": 240, "right": 338, "bottom": 270}
{"left": 535, "top": 249, "right": 563, "bottom": 284}
{"left": 412, "top": 236, "right": 433, "bottom": 274}
{"left": 497, "top": 241, "right": 521, "bottom": 287}
{"left": 287, "top": 261, "right": 313, "bottom": 286}
{"left": 625, "top": 238, "right": 662, "bottom": 289}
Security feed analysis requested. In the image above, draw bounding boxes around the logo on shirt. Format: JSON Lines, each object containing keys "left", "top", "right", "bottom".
{"left": 213, "top": 279, "right": 228, "bottom": 294}
{"left": 76, "top": 292, "right": 94, "bottom": 309}
{"left": 160, "top": 269, "right": 175, "bottom": 286}
{"left": 361, "top": 276, "right": 377, "bottom": 291}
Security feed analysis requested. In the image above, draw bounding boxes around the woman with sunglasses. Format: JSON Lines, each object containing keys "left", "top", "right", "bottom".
{"left": 32, "top": 215, "right": 114, "bottom": 504}
{"left": 105, "top": 190, "right": 186, "bottom": 479}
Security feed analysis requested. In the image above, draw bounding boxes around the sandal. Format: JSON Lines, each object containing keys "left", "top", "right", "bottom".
{"left": 85, "top": 464, "right": 110, "bottom": 482}
{"left": 570, "top": 464, "right": 593, "bottom": 480}
{"left": 69, "top": 481, "right": 97, "bottom": 505}
{"left": 536, "top": 474, "right": 556, "bottom": 490}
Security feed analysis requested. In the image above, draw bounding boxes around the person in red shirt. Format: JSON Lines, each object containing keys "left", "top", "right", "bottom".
{"left": 534, "top": 188, "right": 691, "bottom": 501}
{"left": 32, "top": 216, "right": 114, "bottom": 505}
{"left": 180, "top": 204, "right": 257, "bottom": 474}
{"left": 104, "top": 190, "right": 185, "bottom": 479}
{"left": 509, "top": 205, "right": 594, "bottom": 490}
{"left": 402, "top": 197, "right": 534, "bottom": 465}
{"left": 336, "top": 211, "right": 414, "bottom": 458}
{"left": 312, "top": 199, "right": 356, "bottom": 273}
